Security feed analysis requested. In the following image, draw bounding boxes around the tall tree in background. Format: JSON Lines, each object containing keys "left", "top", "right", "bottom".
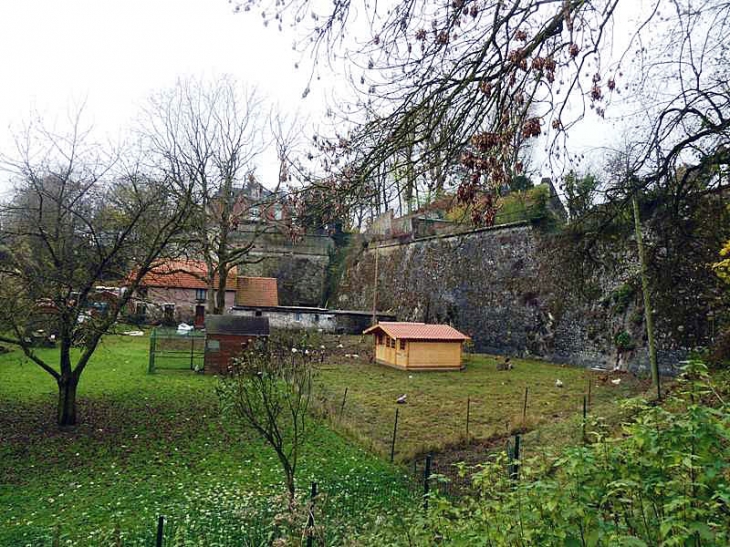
{"left": 234, "top": 0, "right": 729, "bottom": 233}
{"left": 141, "top": 76, "right": 275, "bottom": 314}
{"left": 0, "top": 112, "right": 194, "bottom": 426}
{"left": 245, "top": 0, "right": 627, "bottom": 223}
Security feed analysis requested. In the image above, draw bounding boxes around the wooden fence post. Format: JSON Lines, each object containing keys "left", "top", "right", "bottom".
{"left": 582, "top": 395, "right": 587, "bottom": 444}
{"left": 306, "top": 482, "right": 318, "bottom": 547}
{"left": 156, "top": 515, "right": 164, "bottom": 547}
{"left": 390, "top": 407, "right": 399, "bottom": 463}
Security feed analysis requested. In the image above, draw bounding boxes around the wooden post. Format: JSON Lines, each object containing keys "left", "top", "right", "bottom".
{"left": 390, "top": 407, "right": 399, "bottom": 463}
{"left": 156, "top": 516, "right": 164, "bottom": 547}
{"left": 306, "top": 482, "right": 318, "bottom": 547}
{"left": 423, "top": 454, "right": 432, "bottom": 511}
{"left": 466, "top": 397, "right": 471, "bottom": 439}
{"left": 522, "top": 387, "right": 529, "bottom": 422}
{"left": 340, "top": 387, "right": 348, "bottom": 417}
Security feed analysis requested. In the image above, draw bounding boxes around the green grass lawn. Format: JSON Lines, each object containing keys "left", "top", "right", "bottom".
{"left": 315, "top": 353, "right": 648, "bottom": 462}
{"left": 0, "top": 333, "right": 414, "bottom": 546}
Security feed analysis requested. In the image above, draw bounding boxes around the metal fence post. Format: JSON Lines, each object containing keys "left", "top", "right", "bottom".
{"left": 156, "top": 515, "right": 164, "bottom": 547}
{"left": 189, "top": 335, "right": 195, "bottom": 370}
{"left": 423, "top": 453, "right": 432, "bottom": 511}
{"left": 390, "top": 407, "right": 399, "bottom": 463}
{"left": 522, "top": 387, "right": 529, "bottom": 422}
{"left": 340, "top": 387, "right": 348, "bottom": 417}
{"left": 587, "top": 378, "right": 592, "bottom": 407}
{"left": 582, "top": 395, "right": 587, "bottom": 444}
{"left": 148, "top": 328, "right": 156, "bottom": 374}
{"left": 509, "top": 434, "right": 521, "bottom": 481}
{"left": 466, "top": 397, "right": 471, "bottom": 439}
{"left": 306, "top": 482, "right": 318, "bottom": 547}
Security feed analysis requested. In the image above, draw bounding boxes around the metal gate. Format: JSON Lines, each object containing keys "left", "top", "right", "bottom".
{"left": 147, "top": 327, "right": 206, "bottom": 373}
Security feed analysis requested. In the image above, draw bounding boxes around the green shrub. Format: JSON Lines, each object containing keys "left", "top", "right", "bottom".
{"left": 614, "top": 330, "right": 635, "bottom": 351}
{"left": 364, "top": 362, "right": 730, "bottom": 546}
{"left": 611, "top": 283, "right": 636, "bottom": 314}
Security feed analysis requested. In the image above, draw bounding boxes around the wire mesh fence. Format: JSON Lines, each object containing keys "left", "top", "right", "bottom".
{"left": 147, "top": 327, "right": 206, "bottom": 373}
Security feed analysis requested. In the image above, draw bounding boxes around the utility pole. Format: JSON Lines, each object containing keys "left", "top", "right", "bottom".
{"left": 372, "top": 247, "right": 379, "bottom": 325}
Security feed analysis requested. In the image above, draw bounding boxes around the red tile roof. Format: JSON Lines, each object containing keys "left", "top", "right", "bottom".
{"left": 363, "top": 322, "right": 470, "bottom": 341}
{"left": 136, "top": 260, "right": 237, "bottom": 290}
{"left": 235, "top": 277, "right": 279, "bottom": 307}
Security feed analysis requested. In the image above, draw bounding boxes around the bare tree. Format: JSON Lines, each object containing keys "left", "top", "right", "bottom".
{"left": 141, "top": 76, "right": 277, "bottom": 314}
{"left": 0, "top": 112, "right": 194, "bottom": 426}
{"left": 218, "top": 331, "right": 317, "bottom": 504}
{"left": 232, "top": 0, "right": 729, "bottom": 233}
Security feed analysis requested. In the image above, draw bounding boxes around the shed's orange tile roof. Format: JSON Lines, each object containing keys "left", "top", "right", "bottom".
{"left": 235, "top": 277, "right": 279, "bottom": 307}
{"left": 136, "top": 260, "right": 237, "bottom": 290}
{"left": 363, "top": 322, "right": 470, "bottom": 341}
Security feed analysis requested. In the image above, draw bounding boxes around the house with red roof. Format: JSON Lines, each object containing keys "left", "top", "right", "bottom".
{"left": 131, "top": 260, "right": 237, "bottom": 326}
{"left": 363, "top": 322, "right": 471, "bottom": 371}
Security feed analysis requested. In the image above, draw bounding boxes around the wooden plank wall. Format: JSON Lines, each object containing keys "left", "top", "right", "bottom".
{"left": 407, "top": 341, "right": 462, "bottom": 369}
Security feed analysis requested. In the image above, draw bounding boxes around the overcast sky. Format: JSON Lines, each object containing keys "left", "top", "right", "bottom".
{"left": 0, "top": 0, "right": 331, "bottom": 192}
{"left": 0, "top": 0, "right": 656, "bottom": 198}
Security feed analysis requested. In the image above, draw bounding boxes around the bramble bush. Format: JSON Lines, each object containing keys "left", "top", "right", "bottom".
{"left": 365, "top": 361, "right": 730, "bottom": 546}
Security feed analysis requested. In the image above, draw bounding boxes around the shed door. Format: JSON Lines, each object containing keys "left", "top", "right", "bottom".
{"left": 194, "top": 305, "right": 205, "bottom": 328}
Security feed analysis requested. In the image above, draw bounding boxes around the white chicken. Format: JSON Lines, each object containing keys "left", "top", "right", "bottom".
{"left": 555, "top": 379, "right": 564, "bottom": 388}
{"left": 396, "top": 394, "right": 407, "bottom": 404}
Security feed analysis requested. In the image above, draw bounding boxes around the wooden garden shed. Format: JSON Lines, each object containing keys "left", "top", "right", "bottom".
{"left": 363, "top": 322, "right": 470, "bottom": 371}
{"left": 204, "top": 315, "right": 269, "bottom": 374}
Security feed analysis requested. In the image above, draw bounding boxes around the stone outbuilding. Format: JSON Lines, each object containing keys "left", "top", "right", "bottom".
{"left": 363, "top": 322, "right": 470, "bottom": 371}
{"left": 204, "top": 315, "right": 270, "bottom": 374}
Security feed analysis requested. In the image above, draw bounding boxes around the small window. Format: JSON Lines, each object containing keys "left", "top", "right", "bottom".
{"left": 207, "top": 339, "right": 220, "bottom": 352}
{"left": 195, "top": 288, "right": 206, "bottom": 301}
{"left": 295, "top": 312, "right": 302, "bottom": 322}
{"left": 136, "top": 303, "right": 147, "bottom": 317}
{"left": 399, "top": 339, "right": 406, "bottom": 350}
{"left": 314, "top": 314, "right": 319, "bottom": 323}
{"left": 255, "top": 310, "right": 263, "bottom": 317}
{"left": 376, "top": 334, "right": 383, "bottom": 345}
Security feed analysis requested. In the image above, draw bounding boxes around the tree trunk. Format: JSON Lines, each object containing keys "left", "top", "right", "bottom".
{"left": 57, "top": 374, "right": 79, "bottom": 427}
{"left": 215, "top": 273, "right": 227, "bottom": 315}
{"left": 632, "top": 195, "right": 660, "bottom": 400}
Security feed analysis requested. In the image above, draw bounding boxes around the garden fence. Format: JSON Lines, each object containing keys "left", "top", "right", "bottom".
{"left": 40, "top": 447, "right": 524, "bottom": 546}
{"left": 147, "top": 327, "right": 206, "bottom": 373}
